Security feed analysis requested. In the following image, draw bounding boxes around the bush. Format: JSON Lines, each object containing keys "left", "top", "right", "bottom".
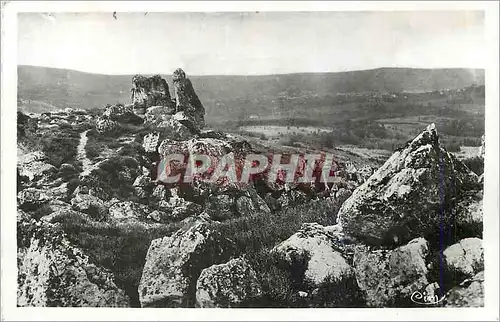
{"left": 38, "top": 133, "right": 80, "bottom": 167}
{"left": 218, "top": 198, "right": 337, "bottom": 258}
{"left": 81, "top": 156, "right": 141, "bottom": 200}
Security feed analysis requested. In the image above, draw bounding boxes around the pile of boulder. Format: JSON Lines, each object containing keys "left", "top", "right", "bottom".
{"left": 135, "top": 123, "right": 485, "bottom": 308}
{"left": 16, "top": 64, "right": 486, "bottom": 309}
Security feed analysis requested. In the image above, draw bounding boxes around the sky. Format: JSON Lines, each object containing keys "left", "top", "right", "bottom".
{"left": 17, "top": 11, "right": 485, "bottom": 75}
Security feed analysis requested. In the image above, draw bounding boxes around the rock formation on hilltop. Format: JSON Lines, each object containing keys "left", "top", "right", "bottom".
{"left": 131, "top": 74, "right": 174, "bottom": 112}
{"left": 96, "top": 103, "right": 143, "bottom": 134}
{"left": 337, "top": 123, "right": 480, "bottom": 246}
{"left": 172, "top": 68, "right": 205, "bottom": 133}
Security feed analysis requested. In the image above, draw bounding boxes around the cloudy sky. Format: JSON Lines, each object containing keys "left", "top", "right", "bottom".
{"left": 17, "top": 11, "right": 485, "bottom": 75}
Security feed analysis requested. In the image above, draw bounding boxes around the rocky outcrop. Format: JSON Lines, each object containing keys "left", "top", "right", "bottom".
{"left": 96, "top": 117, "right": 120, "bottom": 135}
{"left": 17, "top": 150, "right": 56, "bottom": 182}
{"left": 18, "top": 188, "right": 51, "bottom": 210}
{"left": 138, "top": 221, "right": 227, "bottom": 307}
{"left": 338, "top": 124, "right": 479, "bottom": 246}
{"left": 70, "top": 191, "right": 108, "bottom": 220}
{"left": 202, "top": 187, "right": 270, "bottom": 221}
{"left": 131, "top": 74, "right": 173, "bottom": 109}
{"left": 158, "top": 114, "right": 196, "bottom": 141}
{"left": 205, "top": 194, "right": 235, "bottom": 220}
{"left": 172, "top": 68, "right": 205, "bottom": 133}
{"left": 103, "top": 104, "right": 143, "bottom": 125}
{"left": 196, "top": 258, "right": 263, "bottom": 308}
{"left": 353, "top": 237, "right": 430, "bottom": 307}
{"left": 273, "top": 223, "right": 359, "bottom": 306}
{"left": 443, "top": 238, "right": 483, "bottom": 279}
{"left": 444, "top": 271, "right": 484, "bottom": 307}
{"left": 157, "top": 195, "right": 203, "bottom": 222}
{"left": 133, "top": 174, "right": 155, "bottom": 199}
{"left": 96, "top": 104, "right": 143, "bottom": 134}
{"left": 156, "top": 137, "right": 231, "bottom": 185}
{"left": 17, "top": 111, "right": 38, "bottom": 139}
{"left": 17, "top": 223, "right": 130, "bottom": 307}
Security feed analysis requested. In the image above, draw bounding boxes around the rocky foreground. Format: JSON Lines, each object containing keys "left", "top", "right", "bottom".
{"left": 17, "top": 70, "right": 484, "bottom": 308}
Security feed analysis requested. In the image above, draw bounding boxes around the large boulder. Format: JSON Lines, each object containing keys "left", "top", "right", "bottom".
{"left": 96, "top": 117, "right": 120, "bottom": 135}
{"left": 172, "top": 68, "right": 205, "bottom": 133}
{"left": 157, "top": 196, "right": 203, "bottom": 222}
{"left": 443, "top": 238, "right": 483, "bottom": 279}
{"left": 103, "top": 103, "right": 143, "bottom": 125}
{"left": 131, "top": 74, "right": 173, "bottom": 109}
{"left": 108, "top": 200, "right": 153, "bottom": 222}
{"left": 142, "top": 132, "right": 161, "bottom": 153}
{"left": 138, "top": 222, "right": 227, "bottom": 307}
{"left": 17, "top": 111, "right": 38, "bottom": 139}
{"left": 353, "top": 237, "right": 430, "bottom": 307}
{"left": 17, "top": 150, "right": 56, "bottom": 182}
{"left": 273, "top": 223, "right": 359, "bottom": 306}
{"left": 338, "top": 124, "right": 479, "bottom": 246}
{"left": 70, "top": 192, "right": 108, "bottom": 220}
{"left": 133, "top": 174, "right": 155, "bottom": 199}
{"left": 444, "top": 271, "right": 484, "bottom": 307}
{"left": 17, "top": 188, "right": 51, "bottom": 209}
{"left": 156, "top": 138, "right": 232, "bottom": 185}
{"left": 156, "top": 113, "right": 196, "bottom": 141}
{"left": 196, "top": 258, "right": 263, "bottom": 308}
{"left": 17, "top": 223, "right": 130, "bottom": 307}
{"left": 204, "top": 194, "right": 235, "bottom": 221}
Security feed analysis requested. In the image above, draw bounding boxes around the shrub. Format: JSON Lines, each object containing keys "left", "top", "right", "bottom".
{"left": 38, "top": 133, "right": 80, "bottom": 167}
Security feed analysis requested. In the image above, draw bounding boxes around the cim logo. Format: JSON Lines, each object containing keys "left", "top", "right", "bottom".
{"left": 410, "top": 290, "right": 445, "bottom": 306}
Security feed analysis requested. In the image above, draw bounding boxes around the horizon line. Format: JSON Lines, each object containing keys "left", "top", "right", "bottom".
{"left": 17, "top": 64, "right": 485, "bottom": 78}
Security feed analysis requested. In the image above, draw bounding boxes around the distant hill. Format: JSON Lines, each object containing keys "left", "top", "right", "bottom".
{"left": 18, "top": 65, "right": 484, "bottom": 114}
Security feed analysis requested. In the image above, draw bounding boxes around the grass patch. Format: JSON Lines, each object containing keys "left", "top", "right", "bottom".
{"left": 81, "top": 155, "right": 142, "bottom": 200}
{"left": 216, "top": 198, "right": 340, "bottom": 306}
{"left": 51, "top": 211, "right": 182, "bottom": 307}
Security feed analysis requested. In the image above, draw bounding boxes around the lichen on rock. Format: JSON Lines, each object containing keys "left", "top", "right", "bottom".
{"left": 17, "top": 223, "right": 130, "bottom": 307}
{"left": 195, "top": 258, "right": 263, "bottom": 307}
{"left": 138, "top": 221, "right": 228, "bottom": 307}
{"left": 338, "top": 124, "right": 479, "bottom": 246}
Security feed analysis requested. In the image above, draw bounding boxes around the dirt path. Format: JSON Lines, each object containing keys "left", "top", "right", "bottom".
{"left": 77, "top": 130, "right": 93, "bottom": 176}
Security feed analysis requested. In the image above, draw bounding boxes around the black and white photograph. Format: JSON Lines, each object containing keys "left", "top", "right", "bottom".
{"left": 1, "top": 1, "right": 499, "bottom": 321}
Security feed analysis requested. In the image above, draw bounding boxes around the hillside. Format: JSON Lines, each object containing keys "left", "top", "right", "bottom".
{"left": 16, "top": 70, "right": 485, "bottom": 308}
{"left": 18, "top": 65, "right": 484, "bottom": 114}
